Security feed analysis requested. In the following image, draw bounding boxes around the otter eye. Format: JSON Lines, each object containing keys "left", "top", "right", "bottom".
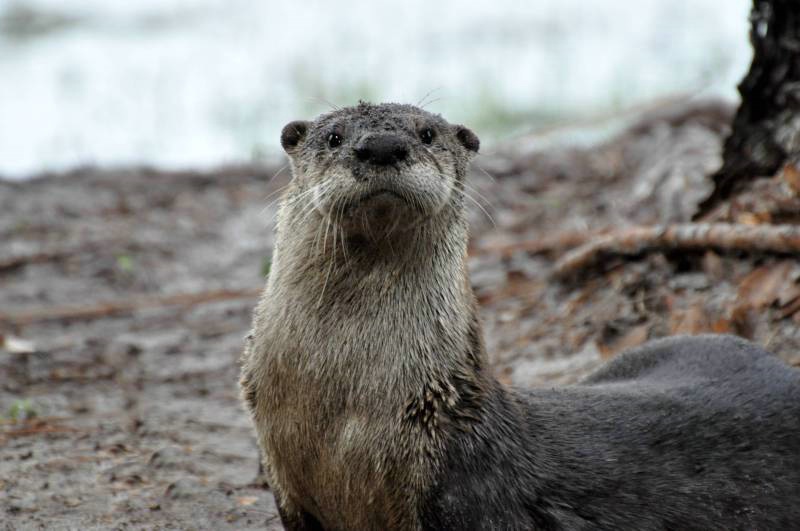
{"left": 420, "top": 128, "right": 435, "bottom": 145}
{"left": 328, "top": 132, "right": 342, "bottom": 148}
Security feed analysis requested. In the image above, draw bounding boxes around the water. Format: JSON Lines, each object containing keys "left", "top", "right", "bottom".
{"left": 0, "top": 0, "right": 752, "bottom": 178}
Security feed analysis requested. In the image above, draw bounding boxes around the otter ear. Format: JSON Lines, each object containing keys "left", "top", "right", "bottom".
{"left": 280, "top": 120, "right": 310, "bottom": 153}
{"left": 453, "top": 125, "right": 480, "bottom": 154}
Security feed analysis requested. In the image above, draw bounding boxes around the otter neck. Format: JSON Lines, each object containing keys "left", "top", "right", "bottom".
{"left": 266, "top": 196, "right": 487, "bottom": 409}
{"left": 273, "top": 196, "right": 471, "bottom": 305}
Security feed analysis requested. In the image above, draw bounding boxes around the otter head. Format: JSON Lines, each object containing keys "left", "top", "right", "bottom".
{"left": 279, "top": 102, "right": 479, "bottom": 239}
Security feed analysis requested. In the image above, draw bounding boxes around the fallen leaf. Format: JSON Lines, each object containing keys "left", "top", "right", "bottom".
{"left": 497, "top": 367, "right": 514, "bottom": 386}
{"left": 730, "top": 306, "right": 756, "bottom": 339}
{"left": 736, "top": 262, "right": 795, "bottom": 310}
{"left": 779, "top": 296, "right": 800, "bottom": 319}
{"left": 711, "top": 318, "right": 733, "bottom": 334}
{"left": 777, "top": 282, "right": 800, "bottom": 307}
{"left": 701, "top": 251, "right": 724, "bottom": 280}
{"left": 734, "top": 212, "right": 762, "bottom": 225}
{"left": 782, "top": 162, "right": 800, "bottom": 194}
{"left": 598, "top": 324, "right": 649, "bottom": 359}
{"left": 670, "top": 302, "right": 711, "bottom": 335}
{"left": 237, "top": 496, "right": 258, "bottom": 507}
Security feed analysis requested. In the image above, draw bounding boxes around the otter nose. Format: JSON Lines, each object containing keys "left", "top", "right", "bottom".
{"left": 354, "top": 134, "right": 408, "bottom": 166}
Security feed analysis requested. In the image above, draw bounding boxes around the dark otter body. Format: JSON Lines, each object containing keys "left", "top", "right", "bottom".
{"left": 240, "top": 102, "right": 800, "bottom": 530}
{"left": 423, "top": 335, "right": 800, "bottom": 530}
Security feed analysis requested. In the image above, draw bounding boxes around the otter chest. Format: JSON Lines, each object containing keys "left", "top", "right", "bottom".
{"left": 260, "top": 353, "right": 423, "bottom": 529}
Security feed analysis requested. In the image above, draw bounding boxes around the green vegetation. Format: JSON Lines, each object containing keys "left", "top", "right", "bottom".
{"left": 116, "top": 254, "right": 134, "bottom": 273}
{"left": 5, "top": 399, "right": 38, "bottom": 421}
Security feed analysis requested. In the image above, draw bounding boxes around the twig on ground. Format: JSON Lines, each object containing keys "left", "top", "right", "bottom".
{"left": 0, "top": 247, "right": 91, "bottom": 273}
{"left": 475, "top": 230, "right": 600, "bottom": 258}
{"left": 0, "top": 288, "right": 262, "bottom": 327}
{"left": 0, "top": 422, "right": 80, "bottom": 443}
{"left": 553, "top": 223, "right": 800, "bottom": 278}
{"left": 0, "top": 239, "right": 145, "bottom": 273}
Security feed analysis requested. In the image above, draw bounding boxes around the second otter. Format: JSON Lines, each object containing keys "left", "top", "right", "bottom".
{"left": 240, "top": 102, "right": 800, "bottom": 530}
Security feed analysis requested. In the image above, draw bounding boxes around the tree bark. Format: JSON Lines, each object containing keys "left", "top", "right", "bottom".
{"left": 696, "top": 0, "right": 800, "bottom": 217}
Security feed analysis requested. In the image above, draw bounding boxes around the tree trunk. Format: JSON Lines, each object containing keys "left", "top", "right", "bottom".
{"left": 696, "top": 0, "right": 800, "bottom": 217}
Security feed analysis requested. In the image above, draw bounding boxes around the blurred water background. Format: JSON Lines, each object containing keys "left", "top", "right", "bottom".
{"left": 0, "top": 0, "right": 751, "bottom": 179}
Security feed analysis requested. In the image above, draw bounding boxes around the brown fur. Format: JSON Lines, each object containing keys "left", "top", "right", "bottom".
{"left": 240, "top": 102, "right": 483, "bottom": 529}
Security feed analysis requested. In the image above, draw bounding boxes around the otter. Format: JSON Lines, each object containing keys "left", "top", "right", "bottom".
{"left": 240, "top": 102, "right": 800, "bottom": 530}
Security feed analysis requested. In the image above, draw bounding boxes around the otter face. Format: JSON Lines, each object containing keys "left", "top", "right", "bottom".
{"left": 280, "top": 102, "right": 479, "bottom": 236}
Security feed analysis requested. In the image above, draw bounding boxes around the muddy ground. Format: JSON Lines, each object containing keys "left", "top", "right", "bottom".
{"left": 2, "top": 99, "right": 799, "bottom": 530}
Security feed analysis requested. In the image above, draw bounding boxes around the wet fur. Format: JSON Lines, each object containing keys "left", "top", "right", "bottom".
{"left": 422, "top": 335, "right": 800, "bottom": 530}
{"left": 240, "top": 103, "right": 800, "bottom": 530}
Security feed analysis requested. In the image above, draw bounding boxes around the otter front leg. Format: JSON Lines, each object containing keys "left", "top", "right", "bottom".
{"left": 273, "top": 491, "right": 325, "bottom": 531}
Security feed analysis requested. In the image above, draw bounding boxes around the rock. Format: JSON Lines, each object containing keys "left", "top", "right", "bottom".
{"left": 165, "top": 478, "right": 206, "bottom": 500}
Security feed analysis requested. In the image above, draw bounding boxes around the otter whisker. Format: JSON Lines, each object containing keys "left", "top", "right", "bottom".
{"left": 267, "top": 163, "right": 289, "bottom": 183}
{"left": 310, "top": 191, "right": 333, "bottom": 255}
{"left": 281, "top": 186, "right": 320, "bottom": 218}
{"left": 260, "top": 184, "right": 292, "bottom": 217}
{"left": 407, "top": 189, "right": 426, "bottom": 218}
{"left": 265, "top": 181, "right": 325, "bottom": 221}
{"left": 295, "top": 195, "right": 322, "bottom": 231}
{"left": 296, "top": 180, "right": 336, "bottom": 228}
{"left": 419, "top": 96, "right": 443, "bottom": 109}
{"left": 338, "top": 225, "right": 349, "bottom": 268}
{"left": 320, "top": 208, "right": 332, "bottom": 256}
{"left": 417, "top": 87, "right": 443, "bottom": 109}
{"left": 317, "top": 215, "right": 337, "bottom": 308}
{"left": 475, "top": 162, "right": 498, "bottom": 184}
{"left": 460, "top": 180, "right": 495, "bottom": 212}
{"left": 335, "top": 199, "right": 350, "bottom": 268}
{"left": 385, "top": 211, "right": 400, "bottom": 240}
{"left": 420, "top": 146, "right": 444, "bottom": 176}
{"left": 299, "top": 184, "right": 337, "bottom": 254}
{"left": 331, "top": 212, "right": 339, "bottom": 264}
{"left": 318, "top": 258, "right": 336, "bottom": 308}
{"left": 293, "top": 183, "right": 324, "bottom": 215}
{"left": 385, "top": 226, "right": 396, "bottom": 257}
{"left": 259, "top": 164, "right": 289, "bottom": 202}
{"left": 450, "top": 186, "right": 496, "bottom": 227}
{"left": 287, "top": 179, "right": 331, "bottom": 209}
{"left": 307, "top": 96, "right": 341, "bottom": 112}
{"left": 360, "top": 209, "right": 375, "bottom": 243}
{"left": 297, "top": 200, "right": 321, "bottom": 230}
{"left": 311, "top": 212, "right": 326, "bottom": 259}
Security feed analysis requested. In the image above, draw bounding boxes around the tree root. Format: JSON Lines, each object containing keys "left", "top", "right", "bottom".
{"left": 553, "top": 222, "right": 800, "bottom": 278}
